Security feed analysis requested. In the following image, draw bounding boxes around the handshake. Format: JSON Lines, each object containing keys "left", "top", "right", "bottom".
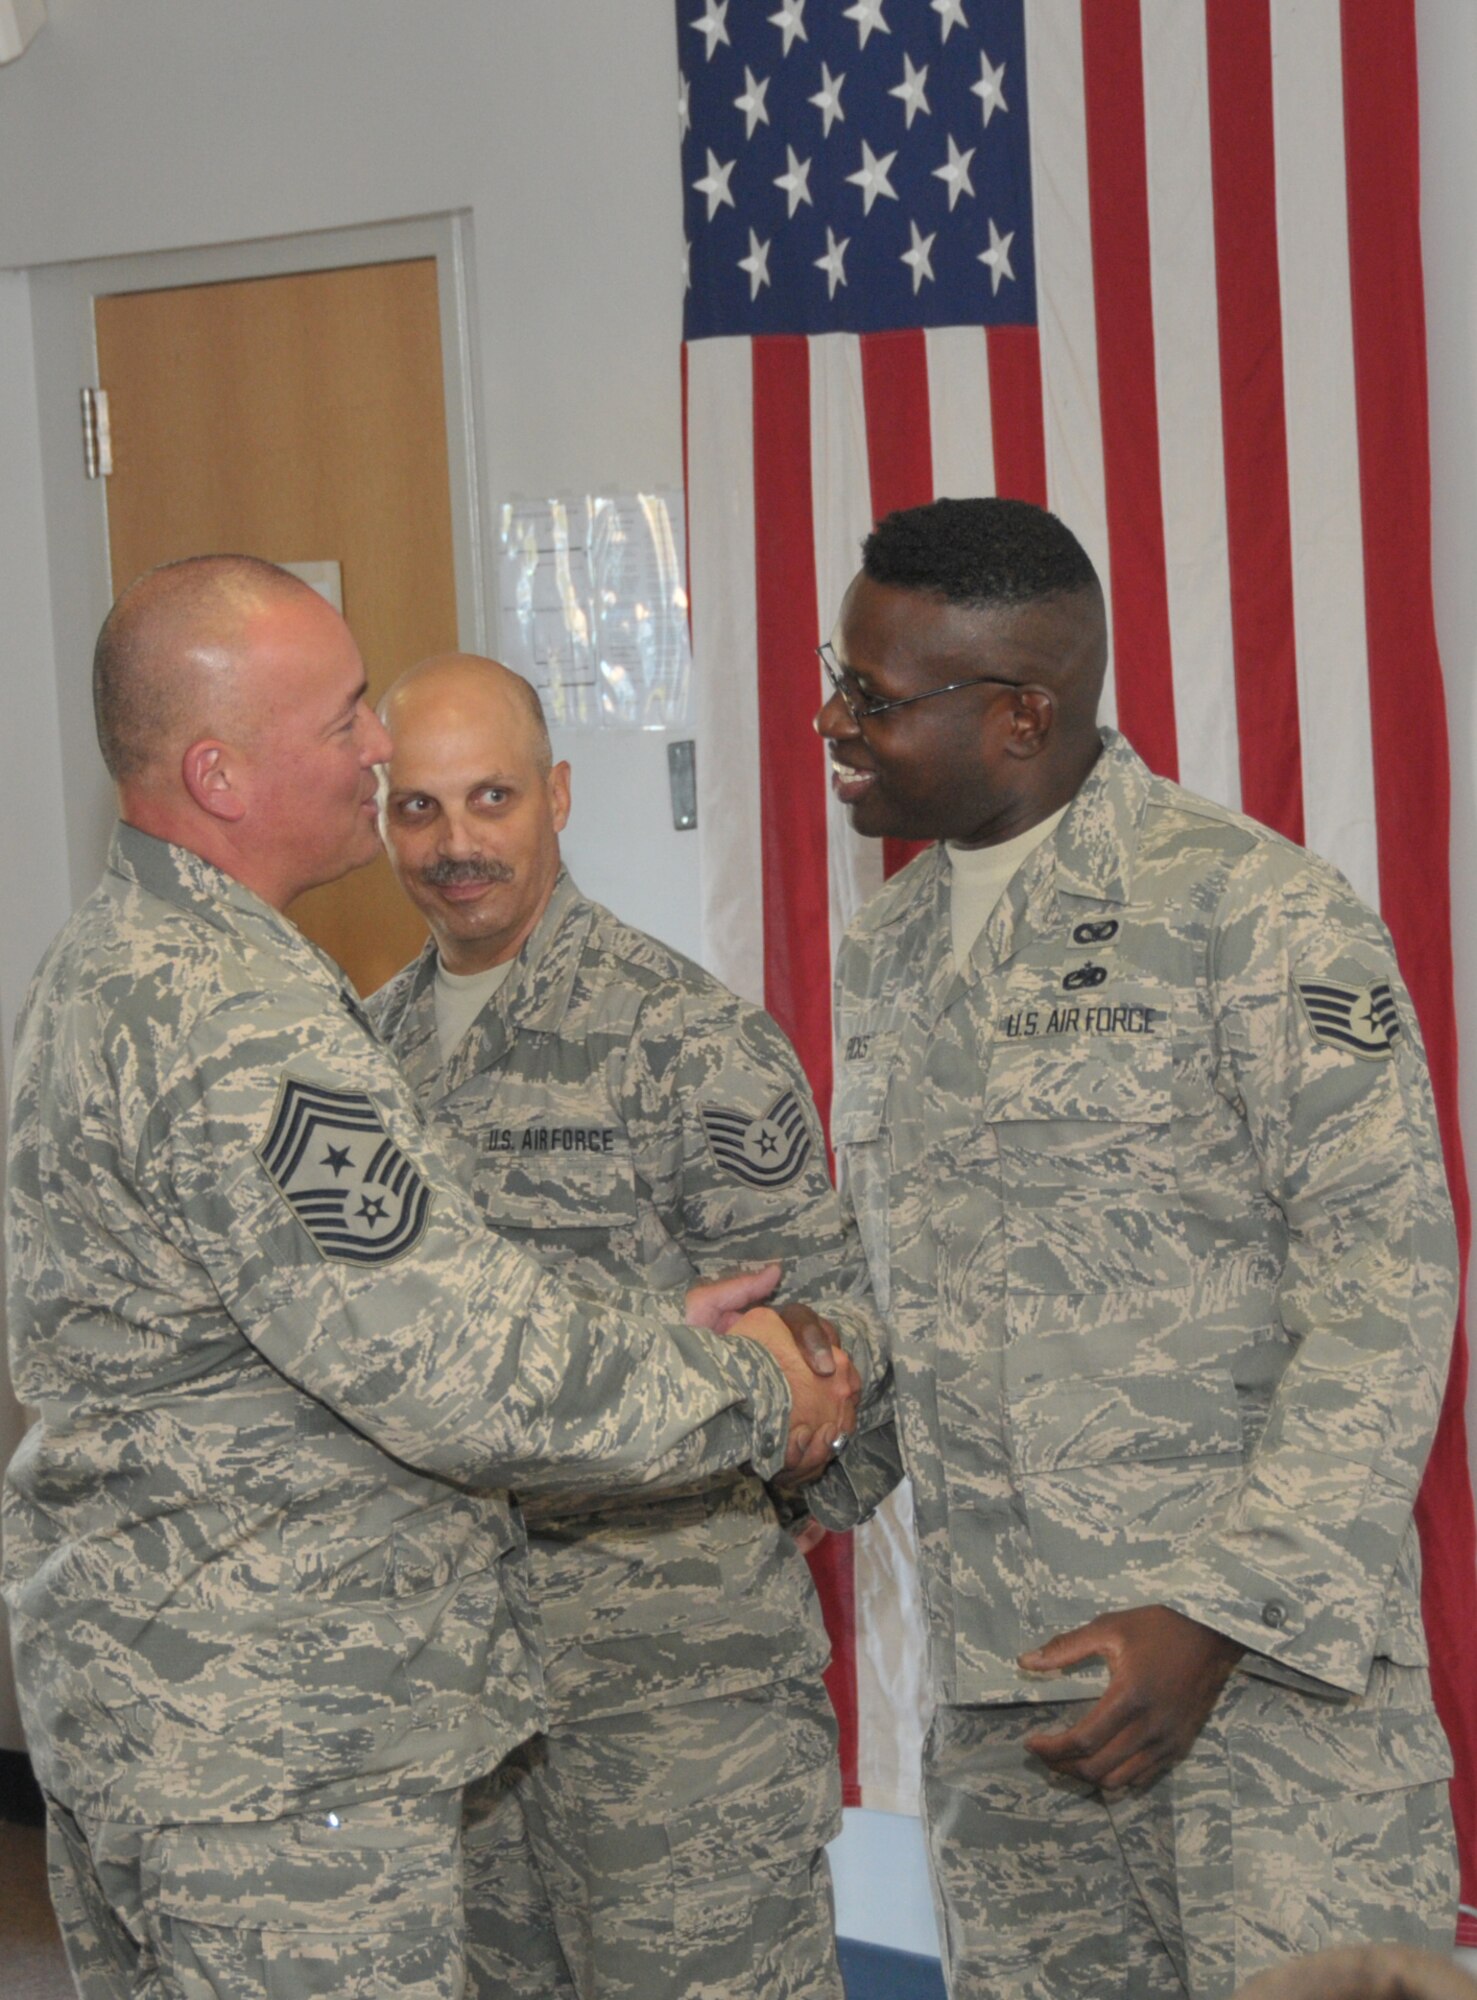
{"left": 686, "top": 1263, "right": 863, "bottom": 1484}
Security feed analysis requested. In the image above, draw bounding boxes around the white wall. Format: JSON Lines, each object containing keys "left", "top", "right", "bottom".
{"left": 0, "top": 0, "right": 704, "bottom": 954}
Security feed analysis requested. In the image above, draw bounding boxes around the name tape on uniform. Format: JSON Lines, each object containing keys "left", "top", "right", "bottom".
{"left": 482, "top": 1126, "right": 620, "bottom": 1155}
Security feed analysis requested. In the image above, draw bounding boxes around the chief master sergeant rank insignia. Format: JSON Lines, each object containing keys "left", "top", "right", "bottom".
{"left": 258, "top": 1076, "right": 432, "bottom": 1263}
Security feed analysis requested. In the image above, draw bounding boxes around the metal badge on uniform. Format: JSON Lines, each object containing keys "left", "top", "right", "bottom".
{"left": 1295, "top": 977, "right": 1401, "bottom": 1060}
{"left": 700, "top": 1090, "right": 812, "bottom": 1189}
{"left": 1062, "top": 961, "right": 1108, "bottom": 991}
{"left": 257, "top": 1077, "right": 432, "bottom": 1264}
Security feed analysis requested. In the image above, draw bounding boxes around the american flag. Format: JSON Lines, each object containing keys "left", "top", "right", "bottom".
{"left": 678, "top": 0, "right": 1476, "bottom": 1940}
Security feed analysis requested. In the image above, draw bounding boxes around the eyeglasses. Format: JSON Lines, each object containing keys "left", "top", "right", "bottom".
{"left": 817, "top": 642, "right": 1026, "bottom": 722}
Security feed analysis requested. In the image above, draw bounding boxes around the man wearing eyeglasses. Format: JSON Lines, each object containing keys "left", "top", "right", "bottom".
{"left": 811, "top": 498, "right": 1459, "bottom": 1999}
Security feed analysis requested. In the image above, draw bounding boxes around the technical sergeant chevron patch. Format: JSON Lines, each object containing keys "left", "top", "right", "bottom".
{"left": 700, "top": 1089, "right": 813, "bottom": 1189}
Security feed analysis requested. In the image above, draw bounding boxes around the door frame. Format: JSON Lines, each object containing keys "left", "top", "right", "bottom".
{"left": 29, "top": 212, "right": 488, "bottom": 906}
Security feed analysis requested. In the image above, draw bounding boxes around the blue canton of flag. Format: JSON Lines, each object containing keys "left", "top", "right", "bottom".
{"left": 679, "top": 0, "right": 1035, "bottom": 340}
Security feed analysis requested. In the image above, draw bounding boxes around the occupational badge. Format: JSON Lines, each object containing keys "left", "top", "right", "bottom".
{"left": 258, "top": 1076, "right": 432, "bottom": 1263}
{"left": 700, "top": 1089, "right": 812, "bottom": 1189}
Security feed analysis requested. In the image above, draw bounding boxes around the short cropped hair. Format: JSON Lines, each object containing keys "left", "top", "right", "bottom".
{"left": 862, "top": 498, "right": 1099, "bottom": 610}
{"left": 503, "top": 669, "right": 554, "bottom": 775}
{"left": 93, "top": 553, "right": 307, "bottom": 782}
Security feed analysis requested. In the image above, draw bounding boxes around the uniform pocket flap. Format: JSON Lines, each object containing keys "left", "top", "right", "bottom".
{"left": 1011, "top": 1369, "right": 1241, "bottom": 1471}
{"left": 984, "top": 1025, "right": 1172, "bottom": 1126}
{"left": 473, "top": 1133, "right": 639, "bottom": 1231}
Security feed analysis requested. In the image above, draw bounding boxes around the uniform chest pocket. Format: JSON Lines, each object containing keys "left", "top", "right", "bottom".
{"left": 980, "top": 1034, "right": 1189, "bottom": 1296}
{"left": 471, "top": 1131, "right": 640, "bottom": 1257}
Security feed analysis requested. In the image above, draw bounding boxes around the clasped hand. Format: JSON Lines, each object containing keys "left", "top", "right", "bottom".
{"left": 685, "top": 1266, "right": 860, "bottom": 1482}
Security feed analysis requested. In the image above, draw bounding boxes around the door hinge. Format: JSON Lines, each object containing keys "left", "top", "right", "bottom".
{"left": 81, "top": 386, "right": 112, "bottom": 479}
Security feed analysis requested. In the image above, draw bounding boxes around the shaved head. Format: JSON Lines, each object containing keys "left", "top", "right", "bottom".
{"left": 379, "top": 654, "right": 552, "bottom": 774}
{"left": 93, "top": 554, "right": 317, "bottom": 783}
{"left": 90, "top": 554, "right": 389, "bottom": 910}
{"left": 377, "top": 653, "right": 569, "bottom": 972}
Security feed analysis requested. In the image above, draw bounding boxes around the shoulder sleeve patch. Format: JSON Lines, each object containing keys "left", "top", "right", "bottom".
{"left": 257, "top": 1076, "right": 432, "bottom": 1264}
{"left": 700, "top": 1088, "right": 813, "bottom": 1189}
{"left": 1295, "top": 976, "right": 1401, "bottom": 1061}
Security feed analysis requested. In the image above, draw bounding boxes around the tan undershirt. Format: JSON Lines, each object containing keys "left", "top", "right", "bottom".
{"left": 947, "top": 805, "right": 1068, "bottom": 966}
{"left": 433, "top": 955, "right": 516, "bottom": 1063}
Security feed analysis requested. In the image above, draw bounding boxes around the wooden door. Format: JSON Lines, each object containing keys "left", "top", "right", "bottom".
{"left": 93, "top": 260, "right": 453, "bottom": 993}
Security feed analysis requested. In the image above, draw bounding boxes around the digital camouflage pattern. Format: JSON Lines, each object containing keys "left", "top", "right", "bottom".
{"left": 371, "top": 870, "right": 876, "bottom": 1998}
{"left": 370, "top": 868, "right": 883, "bottom": 1724}
{"left": 463, "top": 1680, "right": 843, "bottom": 2000}
{"left": 827, "top": 730, "right": 1458, "bottom": 1709}
{"left": 2, "top": 826, "right": 796, "bottom": 1830}
{"left": 46, "top": 1787, "right": 468, "bottom": 2000}
{"left": 922, "top": 1665, "right": 1456, "bottom": 1999}
{"left": 825, "top": 727, "right": 1459, "bottom": 1992}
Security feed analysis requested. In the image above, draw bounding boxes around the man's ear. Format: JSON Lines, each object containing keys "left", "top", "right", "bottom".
{"left": 550, "top": 760, "right": 572, "bottom": 834}
{"left": 181, "top": 740, "right": 247, "bottom": 823}
{"left": 1002, "top": 687, "right": 1055, "bottom": 760}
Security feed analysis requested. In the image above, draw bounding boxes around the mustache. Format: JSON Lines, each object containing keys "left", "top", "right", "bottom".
{"left": 420, "top": 857, "right": 515, "bottom": 888}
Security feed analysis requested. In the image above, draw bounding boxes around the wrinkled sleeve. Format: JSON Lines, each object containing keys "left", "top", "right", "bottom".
{"left": 622, "top": 984, "right": 891, "bottom": 1402}
{"left": 1156, "top": 848, "right": 1458, "bottom": 1694}
{"left": 140, "top": 983, "right": 794, "bottom": 1494}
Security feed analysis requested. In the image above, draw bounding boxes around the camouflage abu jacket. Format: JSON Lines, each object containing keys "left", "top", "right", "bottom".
{"left": 827, "top": 731, "right": 1457, "bottom": 1711}
{"left": 370, "top": 870, "right": 884, "bottom": 1722}
{"left": 2, "top": 829, "right": 794, "bottom": 1825}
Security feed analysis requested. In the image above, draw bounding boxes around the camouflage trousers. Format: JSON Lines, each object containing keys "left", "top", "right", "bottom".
{"left": 43, "top": 1785, "right": 466, "bottom": 1998}
{"left": 921, "top": 1664, "right": 1457, "bottom": 2000}
{"left": 462, "top": 1676, "right": 845, "bottom": 2000}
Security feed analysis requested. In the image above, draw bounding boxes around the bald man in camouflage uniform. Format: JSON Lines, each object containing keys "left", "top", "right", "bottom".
{"left": 372, "top": 655, "right": 885, "bottom": 2000}
{"left": 812, "top": 499, "right": 1459, "bottom": 1999}
{"left": 3, "top": 558, "right": 859, "bottom": 2000}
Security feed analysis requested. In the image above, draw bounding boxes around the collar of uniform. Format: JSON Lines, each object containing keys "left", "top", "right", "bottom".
{"left": 382, "top": 938, "right": 445, "bottom": 1096}
{"left": 975, "top": 728, "right": 1147, "bottom": 969}
{"left": 497, "top": 867, "right": 595, "bottom": 1038}
{"left": 109, "top": 822, "right": 350, "bottom": 995}
{"left": 1050, "top": 728, "right": 1150, "bottom": 905}
{"left": 877, "top": 845, "right": 963, "bottom": 1027}
{"left": 438, "top": 867, "right": 594, "bottom": 1093}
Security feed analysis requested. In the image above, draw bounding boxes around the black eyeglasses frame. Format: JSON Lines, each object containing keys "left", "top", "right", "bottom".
{"left": 817, "top": 642, "right": 1028, "bottom": 722}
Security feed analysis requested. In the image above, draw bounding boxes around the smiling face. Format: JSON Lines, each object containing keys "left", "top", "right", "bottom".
{"left": 815, "top": 572, "right": 1105, "bottom": 847}
{"left": 225, "top": 588, "right": 392, "bottom": 908}
{"left": 378, "top": 659, "right": 570, "bottom": 973}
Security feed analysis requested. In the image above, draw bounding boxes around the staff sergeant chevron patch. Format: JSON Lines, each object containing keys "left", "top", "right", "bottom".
{"left": 1296, "top": 976, "right": 1401, "bottom": 1060}
{"left": 700, "top": 1089, "right": 813, "bottom": 1189}
{"left": 257, "top": 1077, "right": 432, "bottom": 1263}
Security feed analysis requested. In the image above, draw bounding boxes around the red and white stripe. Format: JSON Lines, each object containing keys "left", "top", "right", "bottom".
{"left": 685, "top": 0, "right": 1476, "bottom": 1934}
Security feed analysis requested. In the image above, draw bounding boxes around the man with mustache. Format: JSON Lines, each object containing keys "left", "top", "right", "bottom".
{"left": 370, "top": 653, "right": 884, "bottom": 2000}
{"left": 3, "top": 557, "right": 861, "bottom": 2000}
{"left": 811, "top": 498, "right": 1459, "bottom": 1998}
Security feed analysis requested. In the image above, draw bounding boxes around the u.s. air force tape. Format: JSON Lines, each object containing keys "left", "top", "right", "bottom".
{"left": 1295, "top": 977, "right": 1400, "bottom": 1060}
{"left": 257, "top": 1077, "right": 432, "bottom": 1264}
{"left": 700, "top": 1089, "right": 812, "bottom": 1189}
